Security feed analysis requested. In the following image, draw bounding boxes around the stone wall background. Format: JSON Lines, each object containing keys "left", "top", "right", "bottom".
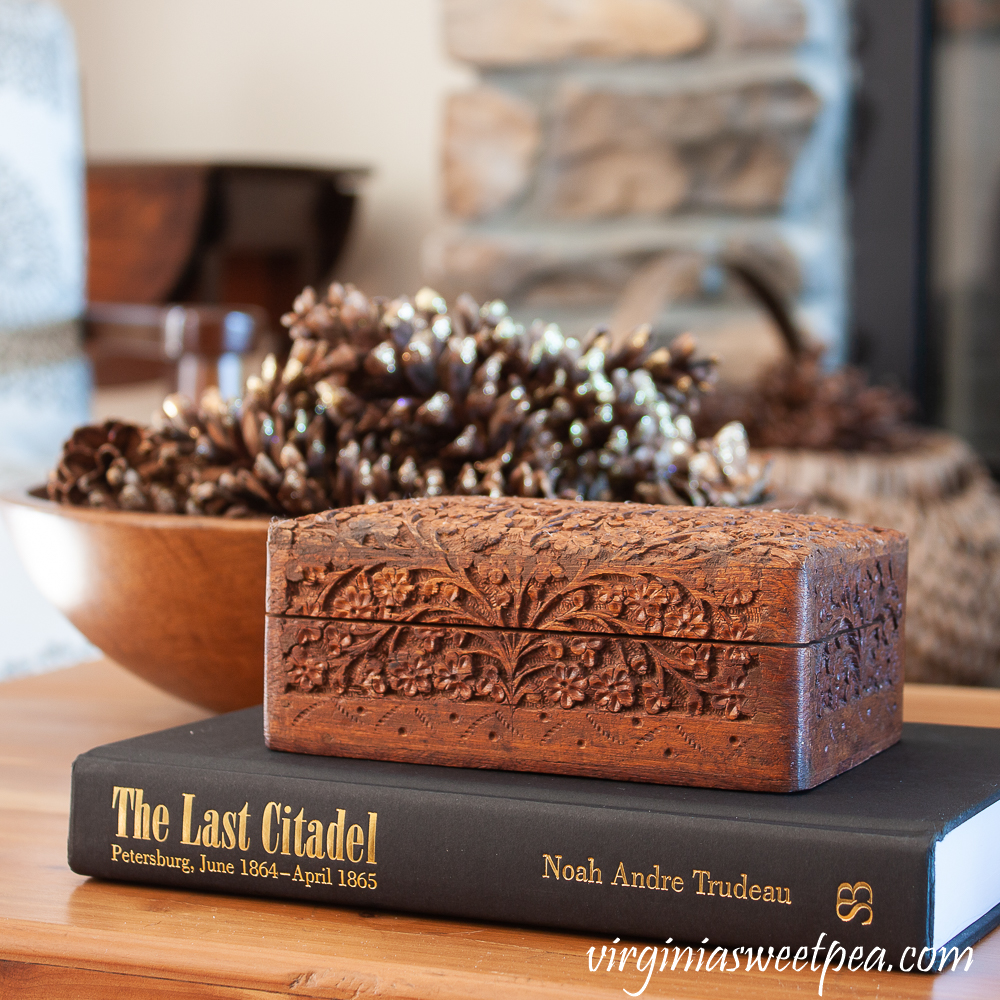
{"left": 932, "top": 0, "right": 1000, "bottom": 471}
{"left": 425, "top": 0, "right": 851, "bottom": 376}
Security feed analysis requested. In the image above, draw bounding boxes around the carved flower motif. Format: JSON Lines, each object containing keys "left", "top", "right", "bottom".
{"left": 421, "top": 578, "right": 461, "bottom": 603}
{"left": 416, "top": 629, "right": 447, "bottom": 656}
{"left": 287, "top": 660, "right": 325, "bottom": 691}
{"left": 599, "top": 527, "right": 642, "bottom": 548}
{"left": 676, "top": 645, "right": 711, "bottom": 680}
{"left": 623, "top": 580, "right": 670, "bottom": 632}
{"left": 425, "top": 514, "right": 464, "bottom": 537}
{"left": 464, "top": 520, "right": 506, "bottom": 551}
{"left": 641, "top": 682, "right": 671, "bottom": 714}
{"left": 532, "top": 561, "right": 565, "bottom": 585}
{"left": 372, "top": 567, "right": 414, "bottom": 607}
{"left": 473, "top": 559, "right": 511, "bottom": 606}
{"left": 388, "top": 659, "right": 432, "bottom": 696}
{"left": 715, "top": 618, "right": 749, "bottom": 642}
{"left": 725, "top": 587, "right": 755, "bottom": 607}
{"left": 476, "top": 667, "right": 506, "bottom": 702}
{"left": 434, "top": 650, "right": 474, "bottom": 700}
{"left": 362, "top": 667, "right": 387, "bottom": 696}
{"left": 505, "top": 513, "right": 539, "bottom": 545}
{"left": 551, "top": 532, "right": 587, "bottom": 556}
{"left": 711, "top": 676, "right": 747, "bottom": 720}
{"left": 543, "top": 664, "right": 588, "bottom": 709}
{"left": 663, "top": 601, "right": 710, "bottom": 639}
{"left": 568, "top": 636, "right": 602, "bottom": 669}
{"left": 596, "top": 584, "right": 626, "bottom": 616}
{"left": 286, "top": 633, "right": 326, "bottom": 691}
{"left": 331, "top": 576, "right": 375, "bottom": 619}
{"left": 323, "top": 625, "right": 356, "bottom": 656}
{"left": 588, "top": 668, "right": 634, "bottom": 712}
{"left": 685, "top": 690, "right": 705, "bottom": 715}
{"left": 345, "top": 513, "right": 404, "bottom": 547}
{"left": 627, "top": 653, "right": 649, "bottom": 676}
{"left": 730, "top": 645, "right": 754, "bottom": 665}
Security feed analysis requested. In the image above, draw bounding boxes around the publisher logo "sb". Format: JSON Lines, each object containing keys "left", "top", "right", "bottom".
{"left": 836, "top": 882, "right": 874, "bottom": 925}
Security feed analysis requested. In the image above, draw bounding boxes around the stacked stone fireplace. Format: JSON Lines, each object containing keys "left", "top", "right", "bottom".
{"left": 425, "top": 0, "right": 851, "bottom": 371}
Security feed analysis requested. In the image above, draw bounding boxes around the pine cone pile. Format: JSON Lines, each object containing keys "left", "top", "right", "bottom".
{"left": 48, "top": 283, "right": 768, "bottom": 517}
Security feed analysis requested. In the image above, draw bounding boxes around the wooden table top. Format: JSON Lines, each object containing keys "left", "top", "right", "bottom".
{"left": 2, "top": 661, "right": 1000, "bottom": 999}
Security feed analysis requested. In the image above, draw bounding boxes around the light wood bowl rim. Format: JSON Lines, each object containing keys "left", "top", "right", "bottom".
{"left": 1, "top": 488, "right": 810, "bottom": 529}
{"left": 0, "top": 488, "right": 272, "bottom": 533}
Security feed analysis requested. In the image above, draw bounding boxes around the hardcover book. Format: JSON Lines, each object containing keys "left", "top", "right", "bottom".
{"left": 265, "top": 498, "right": 907, "bottom": 791}
{"left": 69, "top": 709, "right": 1000, "bottom": 960}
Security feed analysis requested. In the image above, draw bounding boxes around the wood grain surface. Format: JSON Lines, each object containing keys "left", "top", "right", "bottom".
{"left": 0, "top": 490, "right": 268, "bottom": 712}
{"left": 2, "top": 660, "right": 1000, "bottom": 999}
{"left": 266, "top": 498, "right": 906, "bottom": 789}
{"left": 2, "top": 661, "right": 1000, "bottom": 998}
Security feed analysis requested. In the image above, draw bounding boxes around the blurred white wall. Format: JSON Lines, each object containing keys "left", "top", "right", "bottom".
{"left": 59, "top": 0, "right": 473, "bottom": 295}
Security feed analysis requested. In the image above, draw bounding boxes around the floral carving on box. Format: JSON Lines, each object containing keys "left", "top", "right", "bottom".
{"left": 270, "top": 497, "right": 906, "bottom": 723}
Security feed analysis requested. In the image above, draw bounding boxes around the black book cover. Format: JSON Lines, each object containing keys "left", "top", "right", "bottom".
{"left": 69, "top": 710, "right": 1000, "bottom": 960}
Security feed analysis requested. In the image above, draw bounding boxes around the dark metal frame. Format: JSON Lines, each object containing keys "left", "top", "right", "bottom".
{"left": 848, "top": 0, "right": 934, "bottom": 415}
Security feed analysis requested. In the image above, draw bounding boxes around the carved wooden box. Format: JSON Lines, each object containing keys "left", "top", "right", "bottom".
{"left": 264, "top": 498, "right": 907, "bottom": 791}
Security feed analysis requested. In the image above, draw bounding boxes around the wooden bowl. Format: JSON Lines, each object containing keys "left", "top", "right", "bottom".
{"left": 0, "top": 490, "right": 268, "bottom": 712}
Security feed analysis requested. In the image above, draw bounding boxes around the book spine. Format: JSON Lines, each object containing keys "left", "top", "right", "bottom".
{"left": 68, "top": 755, "right": 932, "bottom": 954}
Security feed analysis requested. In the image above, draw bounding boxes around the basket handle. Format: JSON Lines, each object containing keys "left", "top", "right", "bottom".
{"left": 608, "top": 251, "right": 809, "bottom": 360}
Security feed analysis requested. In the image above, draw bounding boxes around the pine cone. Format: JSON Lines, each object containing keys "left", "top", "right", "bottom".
{"left": 47, "top": 420, "right": 193, "bottom": 513}
{"left": 50, "top": 284, "right": 769, "bottom": 516}
{"left": 696, "top": 346, "right": 915, "bottom": 452}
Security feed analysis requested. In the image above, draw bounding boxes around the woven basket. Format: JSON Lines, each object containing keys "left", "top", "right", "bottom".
{"left": 763, "top": 432, "right": 1000, "bottom": 685}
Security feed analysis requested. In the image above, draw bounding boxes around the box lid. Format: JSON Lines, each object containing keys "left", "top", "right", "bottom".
{"left": 266, "top": 497, "right": 907, "bottom": 646}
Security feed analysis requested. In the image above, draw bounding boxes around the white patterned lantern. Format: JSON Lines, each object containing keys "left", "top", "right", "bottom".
{"left": 0, "top": 0, "right": 89, "bottom": 487}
